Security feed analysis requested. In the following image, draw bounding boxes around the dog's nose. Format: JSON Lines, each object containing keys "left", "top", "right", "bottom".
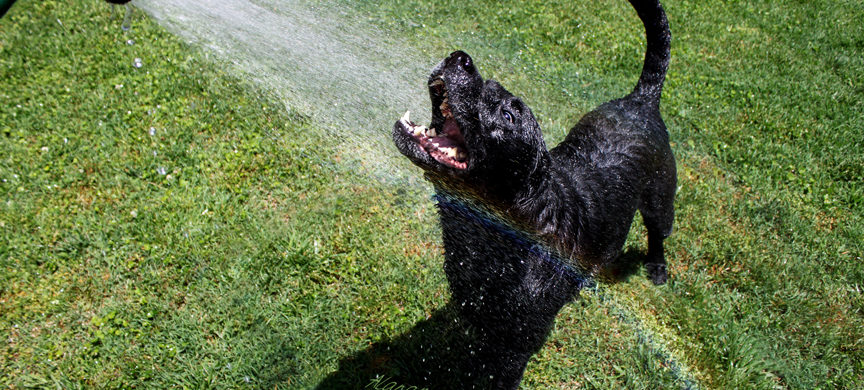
{"left": 448, "top": 50, "right": 476, "bottom": 74}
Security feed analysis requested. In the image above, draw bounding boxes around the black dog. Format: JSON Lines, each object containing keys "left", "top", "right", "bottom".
{"left": 392, "top": 0, "right": 674, "bottom": 387}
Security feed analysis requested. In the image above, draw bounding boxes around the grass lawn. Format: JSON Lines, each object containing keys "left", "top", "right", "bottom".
{"left": 1, "top": 0, "right": 861, "bottom": 388}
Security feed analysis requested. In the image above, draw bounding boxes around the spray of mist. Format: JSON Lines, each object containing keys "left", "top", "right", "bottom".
{"left": 136, "top": 0, "right": 436, "bottom": 181}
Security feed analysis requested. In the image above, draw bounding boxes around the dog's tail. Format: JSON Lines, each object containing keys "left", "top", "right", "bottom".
{"left": 628, "top": 0, "right": 671, "bottom": 107}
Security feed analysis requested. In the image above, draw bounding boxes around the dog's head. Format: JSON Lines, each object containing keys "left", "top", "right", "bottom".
{"left": 393, "top": 51, "right": 548, "bottom": 201}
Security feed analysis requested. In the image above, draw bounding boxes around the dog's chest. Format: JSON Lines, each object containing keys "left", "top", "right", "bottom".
{"left": 434, "top": 196, "right": 585, "bottom": 297}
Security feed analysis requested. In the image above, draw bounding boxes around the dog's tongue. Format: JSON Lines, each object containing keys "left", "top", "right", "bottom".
{"left": 430, "top": 135, "right": 460, "bottom": 148}
{"left": 441, "top": 117, "right": 465, "bottom": 143}
{"left": 427, "top": 118, "right": 465, "bottom": 149}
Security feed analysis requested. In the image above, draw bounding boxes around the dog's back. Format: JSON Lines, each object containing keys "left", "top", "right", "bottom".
{"left": 551, "top": 0, "right": 676, "bottom": 280}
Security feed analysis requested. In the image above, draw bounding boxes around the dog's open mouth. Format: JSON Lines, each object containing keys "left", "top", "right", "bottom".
{"left": 397, "top": 78, "right": 469, "bottom": 170}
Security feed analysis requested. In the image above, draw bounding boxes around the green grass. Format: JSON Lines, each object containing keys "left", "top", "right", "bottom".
{"left": 1, "top": 0, "right": 862, "bottom": 388}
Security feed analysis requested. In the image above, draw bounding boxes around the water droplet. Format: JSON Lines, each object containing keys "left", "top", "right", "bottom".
{"left": 157, "top": 167, "right": 167, "bottom": 175}
{"left": 133, "top": 58, "right": 143, "bottom": 68}
{"left": 126, "top": 39, "right": 135, "bottom": 45}
{"left": 121, "top": 9, "right": 132, "bottom": 31}
{"left": 149, "top": 127, "right": 157, "bottom": 136}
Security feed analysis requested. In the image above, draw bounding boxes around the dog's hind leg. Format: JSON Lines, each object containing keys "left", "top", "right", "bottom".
{"left": 644, "top": 222, "right": 670, "bottom": 285}
{"left": 640, "top": 169, "right": 676, "bottom": 285}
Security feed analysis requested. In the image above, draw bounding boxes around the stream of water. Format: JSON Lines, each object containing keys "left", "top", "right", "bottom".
{"left": 136, "top": 0, "right": 436, "bottom": 181}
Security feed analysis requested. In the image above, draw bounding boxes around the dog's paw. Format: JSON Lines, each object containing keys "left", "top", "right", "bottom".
{"left": 645, "top": 262, "right": 668, "bottom": 285}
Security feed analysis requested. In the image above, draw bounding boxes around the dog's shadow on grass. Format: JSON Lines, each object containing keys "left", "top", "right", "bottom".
{"left": 316, "top": 248, "right": 648, "bottom": 390}
{"left": 598, "top": 247, "right": 650, "bottom": 284}
{"left": 315, "top": 303, "right": 485, "bottom": 390}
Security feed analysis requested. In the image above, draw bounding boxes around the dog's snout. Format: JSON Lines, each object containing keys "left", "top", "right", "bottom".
{"left": 448, "top": 50, "right": 476, "bottom": 75}
{"left": 457, "top": 53, "right": 475, "bottom": 74}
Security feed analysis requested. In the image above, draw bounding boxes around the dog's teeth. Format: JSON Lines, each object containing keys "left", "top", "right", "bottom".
{"left": 430, "top": 79, "right": 444, "bottom": 87}
{"left": 413, "top": 125, "right": 429, "bottom": 136}
{"left": 427, "top": 127, "right": 437, "bottom": 137}
{"left": 457, "top": 150, "right": 467, "bottom": 160}
{"left": 401, "top": 110, "right": 411, "bottom": 124}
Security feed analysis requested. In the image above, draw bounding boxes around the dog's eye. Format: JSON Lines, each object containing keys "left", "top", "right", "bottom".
{"left": 503, "top": 110, "right": 514, "bottom": 124}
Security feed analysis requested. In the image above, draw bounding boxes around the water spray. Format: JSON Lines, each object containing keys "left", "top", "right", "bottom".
{"left": 136, "top": 0, "right": 437, "bottom": 182}
{"left": 106, "top": 0, "right": 133, "bottom": 31}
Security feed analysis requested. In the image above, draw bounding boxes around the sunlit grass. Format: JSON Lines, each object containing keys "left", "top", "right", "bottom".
{"left": 1, "top": 0, "right": 861, "bottom": 388}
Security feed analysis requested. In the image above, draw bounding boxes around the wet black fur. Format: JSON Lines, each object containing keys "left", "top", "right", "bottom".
{"left": 391, "top": 1, "right": 675, "bottom": 388}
